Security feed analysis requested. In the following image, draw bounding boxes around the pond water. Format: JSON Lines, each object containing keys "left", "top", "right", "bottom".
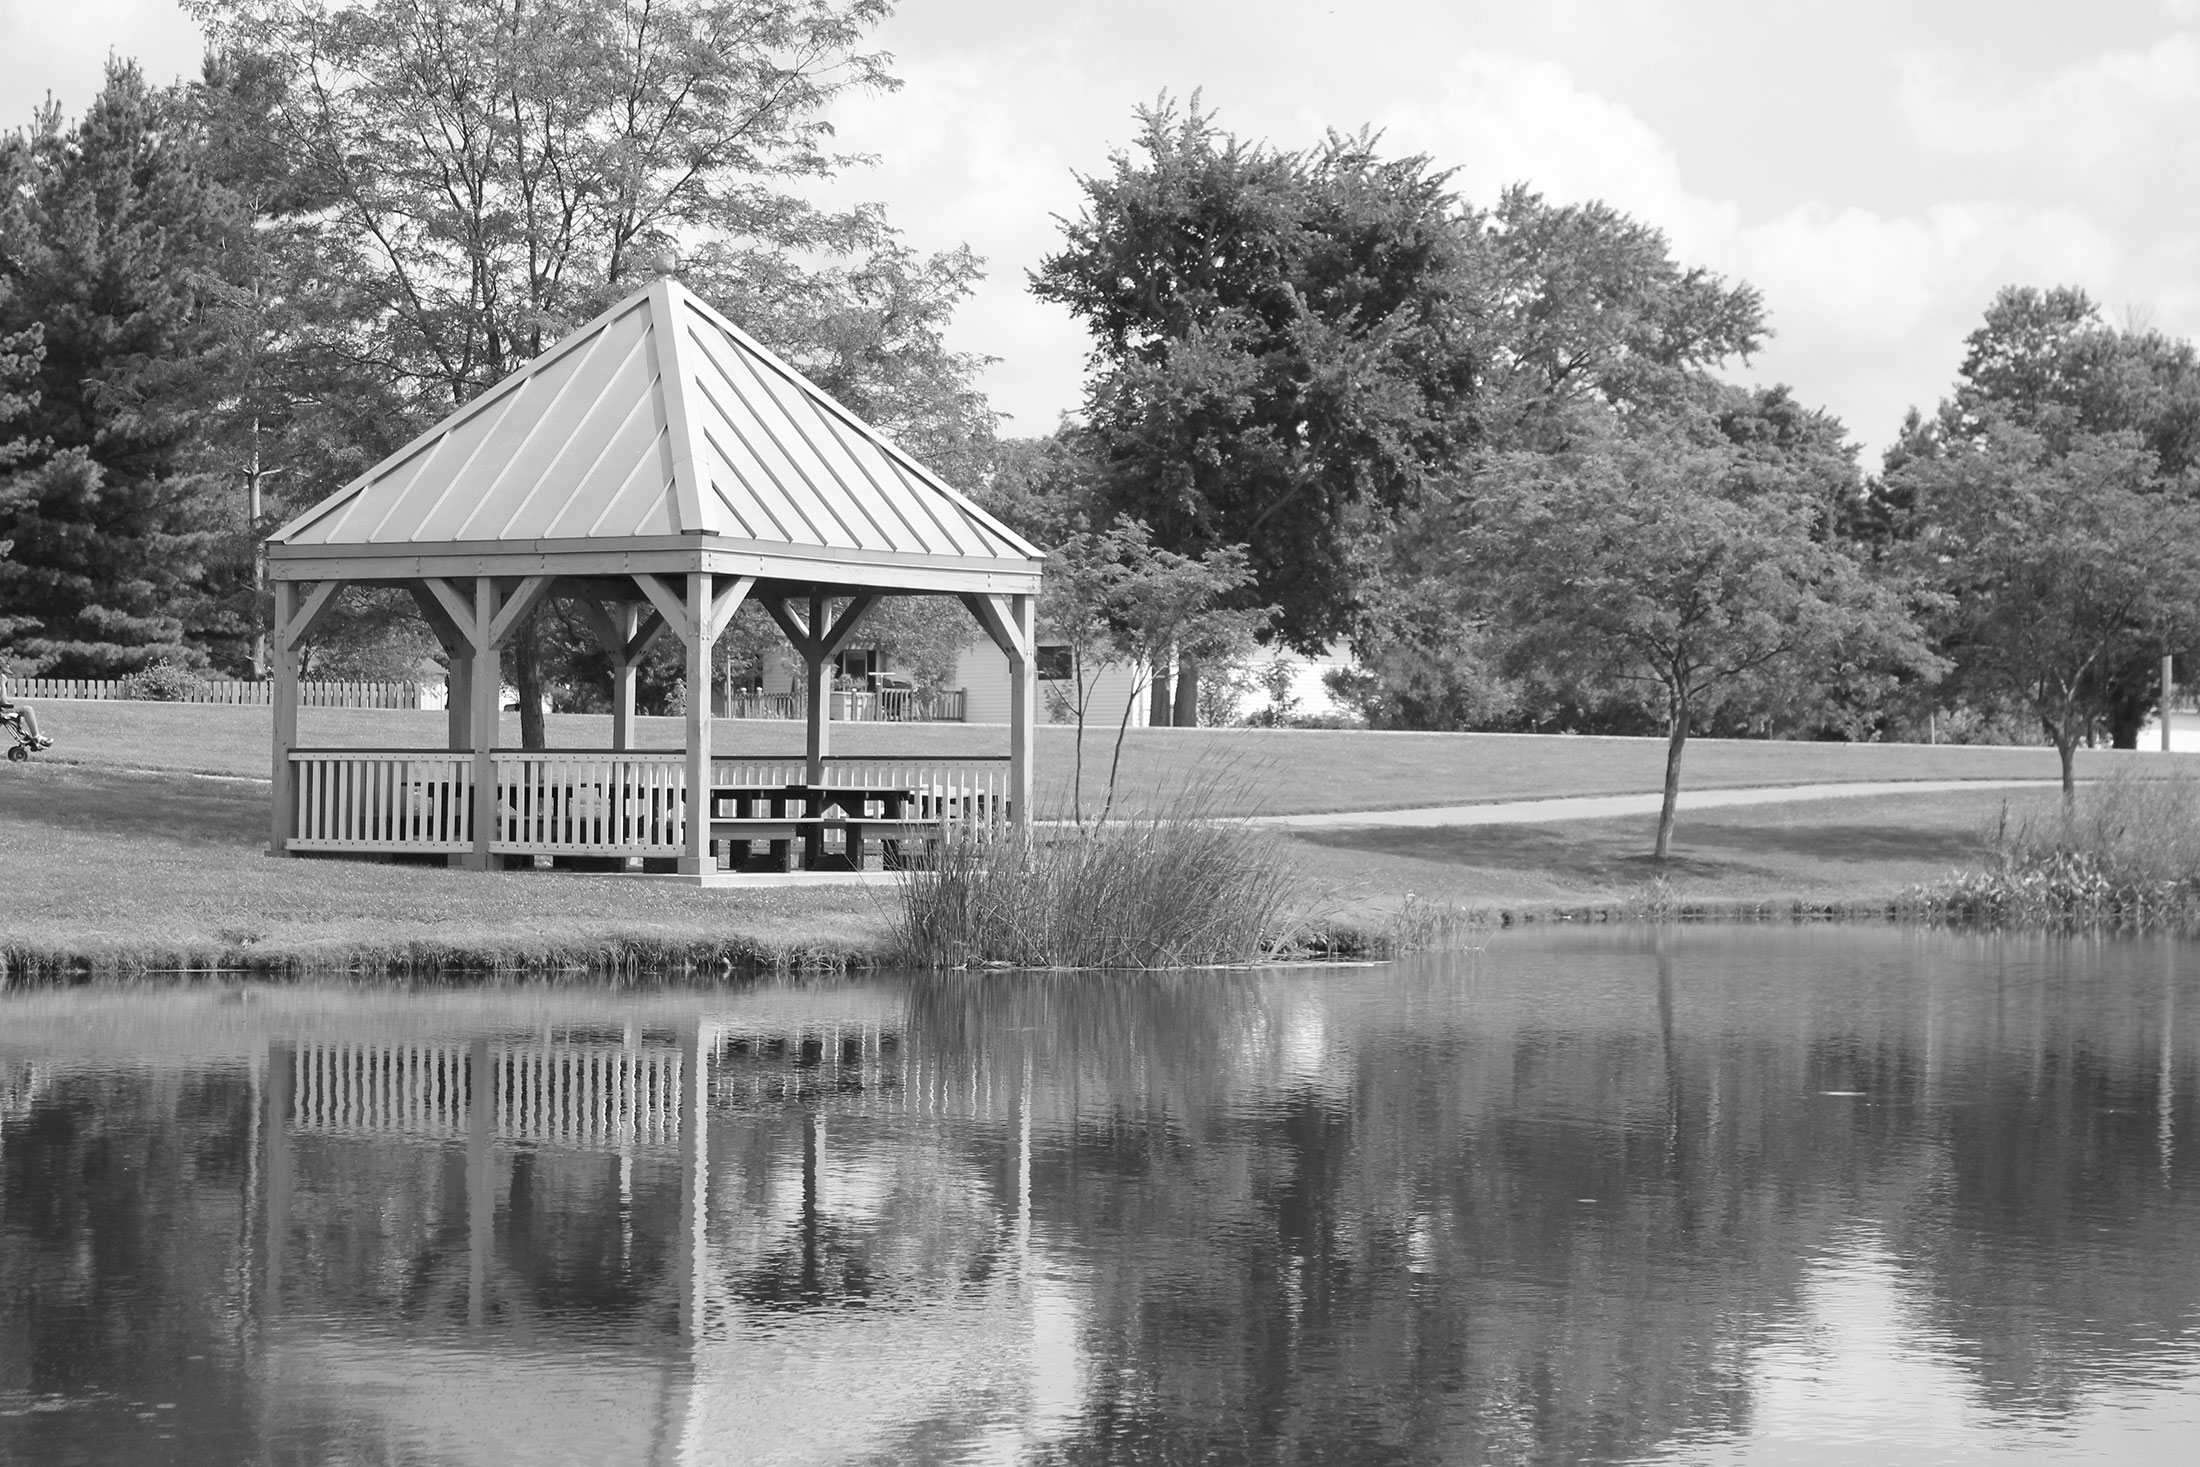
{"left": 3, "top": 926, "right": 2199, "bottom": 1465}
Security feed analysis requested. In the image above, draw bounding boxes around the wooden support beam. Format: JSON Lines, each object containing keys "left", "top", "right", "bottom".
{"left": 1009, "top": 592, "right": 1035, "bottom": 830}
{"left": 960, "top": 592, "right": 1027, "bottom": 661}
{"left": 467, "top": 576, "right": 502, "bottom": 871}
{"left": 702, "top": 575, "right": 755, "bottom": 646}
{"left": 635, "top": 572, "right": 694, "bottom": 645}
{"left": 422, "top": 577, "right": 479, "bottom": 647}
{"left": 281, "top": 580, "right": 347, "bottom": 652}
{"left": 268, "top": 581, "right": 299, "bottom": 856}
{"left": 805, "top": 592, "right": 831, "bottom": 784}
{"left": 681, "top": 572, "right": 717, "bottom": 876}
{"left": 487, "top": 574, "right": 556, "bottom": 647}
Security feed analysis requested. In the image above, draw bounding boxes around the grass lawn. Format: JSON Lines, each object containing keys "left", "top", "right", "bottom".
{"left": 24, "top": 697, "right": 2199, "bottom": 813}
{"left": 0, "top": 760, "right": 895, "bottom": 977}
{"left": 1283, "top": 785, "right": 2057, "bottom": 924}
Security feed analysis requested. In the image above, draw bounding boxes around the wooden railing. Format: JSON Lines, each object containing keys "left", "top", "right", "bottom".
{"left": 284, "top": 750, "right": 1012, "bottom": 855}
{"left": 15, "top": 676, "right": 423, "bottom": 708}
{"left": 289, "top": 752, "right": 474, "bottom": 852}
{"left": 489, "top": 751, "right": 688, "bottom": 856}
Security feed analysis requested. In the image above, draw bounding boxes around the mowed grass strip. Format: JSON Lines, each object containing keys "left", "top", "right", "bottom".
{"left": 20, "top": 698, "right": 2191, "bottom": 815}
{"left": 1284, "top": 785, "right": 2060, "bottom": 920}
{"left": 0, "top": 761, "right": 894, "bottom": 975}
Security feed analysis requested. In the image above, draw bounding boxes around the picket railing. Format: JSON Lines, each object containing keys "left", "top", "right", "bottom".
{"left": 15, "top": 676, "right": 423, "bottom": 708}
{"left": 283, "top": 750, "right": 1012, "bottom": 856}
{"left": 489, "top": 751, "right": 689, "bottom": 856}
{"left": 289, "top": 752, "right": 474, "bottom": 853}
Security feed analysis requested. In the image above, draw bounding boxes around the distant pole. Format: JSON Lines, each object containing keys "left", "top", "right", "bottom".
{"left": 2165, "top": 653, "right": 2177, "bottom": 753}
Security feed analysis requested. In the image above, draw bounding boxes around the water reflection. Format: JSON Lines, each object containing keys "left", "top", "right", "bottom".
{"left": 3, "top": 928, "right": 2199, "bottom": 1464}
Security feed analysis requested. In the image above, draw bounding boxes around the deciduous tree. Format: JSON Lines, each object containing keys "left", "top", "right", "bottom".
{"left": 1035, "top": 98, "right": 1480, "bottom": 706}
{"left": 1889, "top": 421, "right": 2200, "bottom": 801}
{"left": 1478, "top": 420, "right": 1935, "bottom": 858}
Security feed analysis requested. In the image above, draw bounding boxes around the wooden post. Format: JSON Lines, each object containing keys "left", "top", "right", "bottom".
{"left": 804, "top": 591, "right": 831, "bottom": 784}
{"left": 2165, "top": 653, "right": 2177, "bottom": 753}
{"left": 468, "top": 578, "right": 502, "bottom": 871}
{"left": 612, "top": 603, "right": 640, "bottom": 753}
{"left": 268, "top": 581, "right": 299, "bottom": 856}
{"left": 447, "top": 659, "right": 473, "bottom": 751}
{"left": 681, "top": 572, "right": 716, "bottom": 875}
{"left": 1010, "top": 592, "right": 1035, "bottom": 830}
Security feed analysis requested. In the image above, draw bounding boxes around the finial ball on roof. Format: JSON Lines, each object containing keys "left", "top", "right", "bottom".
{"left": 651, "top": 248, "right": 683, "bottom": 278}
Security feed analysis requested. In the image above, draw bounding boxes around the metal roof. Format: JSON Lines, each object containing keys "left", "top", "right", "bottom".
{"left": 269, "top": 278, "right": 1041, "bottom": 567}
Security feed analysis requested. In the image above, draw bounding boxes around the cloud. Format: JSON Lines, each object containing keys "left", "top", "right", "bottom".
{"left": 1358, "top": 53, "right": 2131, "bottom": 447}
{"left": 1896, "top": 32, "right": 2200, "bottom": 173}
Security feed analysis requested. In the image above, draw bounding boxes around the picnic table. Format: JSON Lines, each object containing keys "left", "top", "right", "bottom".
{"left": 709, "top": 781, "right": 937, "bottom": 872}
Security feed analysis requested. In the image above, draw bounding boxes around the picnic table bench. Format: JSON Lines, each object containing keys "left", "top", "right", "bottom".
{"left": 709, "top": 781, "right": 947, "bottom": 872}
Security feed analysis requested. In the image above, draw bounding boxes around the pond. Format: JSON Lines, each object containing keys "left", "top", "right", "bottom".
{"left": 3, "top": 925, "right": 2198, "bottom": 1465}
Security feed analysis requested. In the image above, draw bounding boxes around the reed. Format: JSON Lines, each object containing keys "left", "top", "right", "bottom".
{"left": 1905, "top": 773, "right": 2200, "bottom": 932}
{"left": 892, "top": 789, "right": 1307, "bottom": 969}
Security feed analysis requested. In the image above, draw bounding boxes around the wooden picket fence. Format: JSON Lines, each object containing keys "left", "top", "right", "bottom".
{"left": 9, "top": 677, "right": 423, "bottom": 709}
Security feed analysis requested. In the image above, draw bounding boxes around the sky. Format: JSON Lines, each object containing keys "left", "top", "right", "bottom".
{"left": 6, "top": 0, "right": 2199, "bottom": 462}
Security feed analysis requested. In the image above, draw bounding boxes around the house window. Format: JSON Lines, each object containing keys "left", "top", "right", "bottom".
{"left": 834, "top": 647, "right": 879, "bottom": 686}
{"left": 1036, "top": 644, "right": 1073, "bottom": 681}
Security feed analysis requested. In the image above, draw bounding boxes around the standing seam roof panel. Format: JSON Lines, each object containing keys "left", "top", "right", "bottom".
{"left": 715, "top": 332, "right": 904, "bottom": 551}
{"left": 557, "top": 391, "right": 673, "bottom": 539}
{"left": 880, "top": 453, "right": 999, "bottom": 557}
{"left": 512, "top": 323, "right": 664, "bottom": 538}
{"left": 696, "top": 326, "right": 870, "bottom": 550}
{"left": 688, "top": 378, "right": 817, "bottom": 547}
{"left": 689, "top": 361, "right": 844, "bottom": 548}
{"left": 805, "top": 404, "right": 950, "bottom": 554}
{"left": 402, "top": 377, "right": 561, "bottom": 544}
{"left": 592, "top": 421, "right": 682, "bottom": 539}
{"left": 683, "top": 292, "right": 1041, "bottom": 560}
{"left": 681, "top": 324, "right": 847, "bottom": 548}
{"left": 690, "top": 424, "right": 774, "bottom": 542}
{"left": 684, "top": 313, "right": 914, "bottom": 553}
{"left": 449, "top": 331, "right": 618, "bottom": 541}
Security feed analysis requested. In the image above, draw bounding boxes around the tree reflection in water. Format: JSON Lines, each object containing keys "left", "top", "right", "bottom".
{"left": 1, "top": 928, "right": 2198, "bottom": 1464}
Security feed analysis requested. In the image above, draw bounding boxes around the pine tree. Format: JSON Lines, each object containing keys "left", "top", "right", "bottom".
{"left": 0, "top": 61, "right": 250, "bottom": 676}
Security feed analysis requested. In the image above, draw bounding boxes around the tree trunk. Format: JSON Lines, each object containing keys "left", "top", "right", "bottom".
{"left": 1149, "top": 650, "right": 1173, "bottom": 727}
{"left": 2056, "top": 732, "right": 2078, "bottom": 814}
{"left": 1173, "top": 656, "right": 1200, "bottom": 727}
{"left": 1655, "top": 710, "right": 1688, "bottom": 861}
{"left": 514, "top": 608, "right": 546, "bottom": 751}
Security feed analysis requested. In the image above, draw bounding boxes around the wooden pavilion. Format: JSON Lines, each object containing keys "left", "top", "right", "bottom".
{"left": 262, "top": 276, "right": 1042, "bottom": 880}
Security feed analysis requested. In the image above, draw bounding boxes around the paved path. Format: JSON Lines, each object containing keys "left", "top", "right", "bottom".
{"left": 1259, "top": 779, "right": 2062, "bottom": 830}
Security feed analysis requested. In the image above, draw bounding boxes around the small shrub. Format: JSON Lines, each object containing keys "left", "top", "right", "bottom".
{"left": 119, "top": 658, "right": 204, "bottom": 702}
{"left": 894, "top": 800, "right": 1306, "bottom": 969}
{"left": 1906, "top": 773, "right": 2200, "bottom": 932}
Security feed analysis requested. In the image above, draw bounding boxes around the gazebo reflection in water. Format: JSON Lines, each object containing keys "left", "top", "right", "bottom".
{"left": 261, "top": 274, "right": 1043, "bottom": 882}
{"left": 254, "top": 998, "right": 1079, "bottom": 1463}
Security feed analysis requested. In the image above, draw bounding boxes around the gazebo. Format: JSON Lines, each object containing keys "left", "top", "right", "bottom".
{"left": 263, "top": 276, "right": 1042, "bottom": 880}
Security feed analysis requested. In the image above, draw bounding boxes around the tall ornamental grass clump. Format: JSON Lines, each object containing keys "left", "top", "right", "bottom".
{"left": 1911, "top": 773, "right": 2200, "bottom": 931}
{"left": 893, "top": 804, "right": 1305, "bottom": 970}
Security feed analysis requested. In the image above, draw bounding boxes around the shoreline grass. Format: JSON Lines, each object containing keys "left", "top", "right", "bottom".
{"left": 1903, "top": 773, "right": 2200, "bottom": 935}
